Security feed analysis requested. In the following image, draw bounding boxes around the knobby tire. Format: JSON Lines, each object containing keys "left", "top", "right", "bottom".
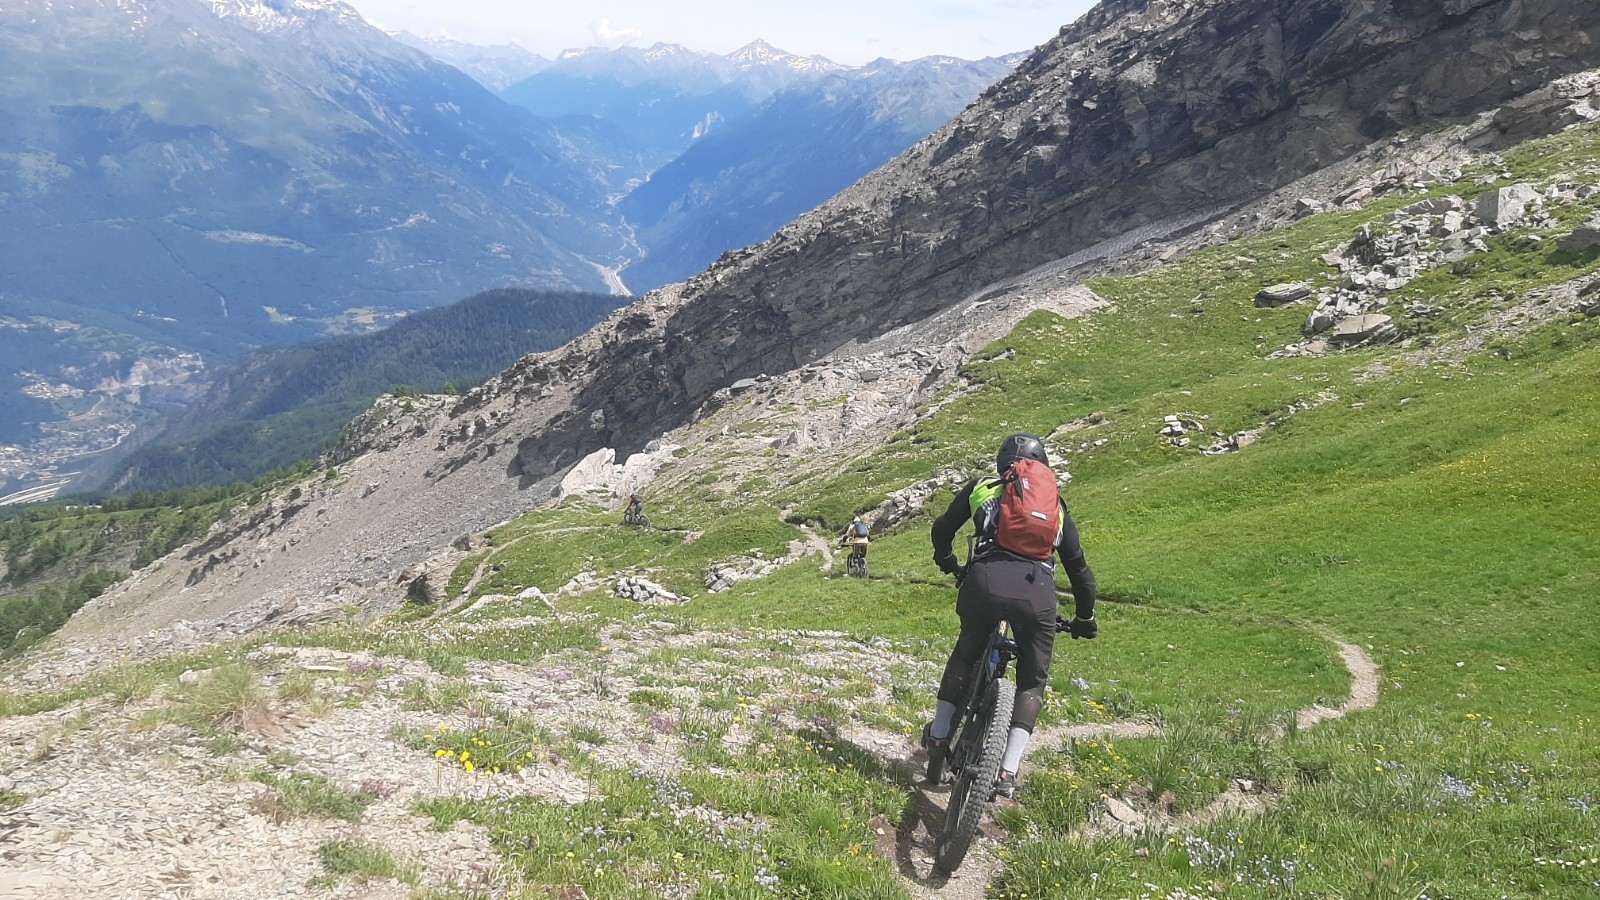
{"left": 934, "top": 677, "right": 1014, "bottom": 874}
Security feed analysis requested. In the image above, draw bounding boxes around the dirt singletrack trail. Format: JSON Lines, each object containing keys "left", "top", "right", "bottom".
{"left": 892, "top": 635, "right": 1379, "bottom": 897}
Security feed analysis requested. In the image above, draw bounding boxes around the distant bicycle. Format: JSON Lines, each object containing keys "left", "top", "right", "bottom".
{"left": 622, "top": 507, "right": 650, "bottom": 528}
{"left": 843, "top": 537, "right": 869, "bottom": 578}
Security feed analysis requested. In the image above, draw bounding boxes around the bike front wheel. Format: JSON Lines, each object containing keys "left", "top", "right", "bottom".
{"left": 933, "top": 677, "right": 1014, "bottom": 873}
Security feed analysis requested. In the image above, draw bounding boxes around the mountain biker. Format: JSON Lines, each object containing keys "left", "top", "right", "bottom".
{"left": 922, "top": 433, "right": 1097, "bottom": 798}
{"left": 624, "top": 492, "right": 643, "bottom": 519}
{"left": 840, "top": 516, "right": 870, "bottom": 548}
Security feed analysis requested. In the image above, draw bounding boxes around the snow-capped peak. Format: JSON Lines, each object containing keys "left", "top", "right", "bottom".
{"left": 204, "top": 0, "right": 362, "bottom": 31}
{"left": 644, "top": 42, "right": 692, "bottom": 61}
{"left": 726, "top": 39, "right": 844, "bottom": 74}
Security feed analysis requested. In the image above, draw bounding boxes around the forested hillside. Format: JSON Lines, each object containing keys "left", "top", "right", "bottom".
{"left": 0, "top": 484, "right": 252, "bottom": 656}
{"left": 106, "top": 289, "right": 624, "bottom": 493}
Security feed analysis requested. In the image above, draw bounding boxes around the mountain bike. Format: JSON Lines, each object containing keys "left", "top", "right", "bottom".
{"left": 623, "top": 507, "right": 650, "bottom": 528}
{"left": 844, "top": 539, "right": 869, "bottom": 578}
{"left": 927, "top": 618, "right": 1018, "bottom": 873}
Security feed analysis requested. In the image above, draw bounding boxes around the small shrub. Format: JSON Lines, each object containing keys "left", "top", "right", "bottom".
{"left": 317, "top": 839, "right": 417, "bottom": 885}
{"left": 266, "top": 749, "right": 303, "bottom": 768}
{"left": 569, "top": 723, "right": 607, "bottom": 746}
{"left": 628, "top": 688, "right": 673, "bottom": 710}
{"left": 206, "top": 733, "right": 245, "bottom": 755}
{"left": 430, "top": 722, "right": 552, "bottom": 775}
{"left": 167, "top": 664, "right": 266, "bottom": 731}
{"left": 248, "top": 770, "right": 378, "bottom": 822}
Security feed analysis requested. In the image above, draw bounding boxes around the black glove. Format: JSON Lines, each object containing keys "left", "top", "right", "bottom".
{"left": 1067, "top": 616, "right": 1097, "bottom": 640}
{"left": 934, "top": 553, "right": 962, "bottom": 577}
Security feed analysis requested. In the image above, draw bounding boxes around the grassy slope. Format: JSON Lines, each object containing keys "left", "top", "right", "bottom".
{"left": 7, "top": 127, "right": 1600, "bottom": 897}
{"left": 440, "top": 125, "right": 1600, "bottom": 898}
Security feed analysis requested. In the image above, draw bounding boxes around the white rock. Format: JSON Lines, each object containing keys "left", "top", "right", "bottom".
{"left": 1474, "top": 183, "right": 1541, "bottom": 226}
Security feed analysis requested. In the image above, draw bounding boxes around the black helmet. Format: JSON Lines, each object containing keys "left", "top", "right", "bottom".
{"left": 996, "top": 433, "right": 1048, "bottom": 473}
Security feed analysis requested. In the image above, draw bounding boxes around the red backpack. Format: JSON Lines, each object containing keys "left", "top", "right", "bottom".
{"left": 995, "top": 458, "right": 1061, "bottom": 560}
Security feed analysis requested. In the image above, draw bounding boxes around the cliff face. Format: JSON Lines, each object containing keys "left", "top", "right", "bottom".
{"left": 503, "top": 0, "right": 1600, "bottom": 480}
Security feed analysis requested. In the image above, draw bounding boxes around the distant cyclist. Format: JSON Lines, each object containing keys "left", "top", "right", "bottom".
{"left": 922, "top": 433, "right": 1097, "bottom": 797}
{"left": 840, "top": 515, "right": 871, "bottom": 545}
{"left": 840, "top": 516, "right": 871, "bottom": 576}
{"left": 623, "top": 492, "right": 644, "bottom": 524}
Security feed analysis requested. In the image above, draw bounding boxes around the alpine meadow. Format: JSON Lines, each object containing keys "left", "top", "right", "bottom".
{"left": 2, "top": 1, "right": 1599, "bottom": 899}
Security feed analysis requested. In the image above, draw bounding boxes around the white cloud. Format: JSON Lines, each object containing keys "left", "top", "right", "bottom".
{"left": 588, "top": 18, "right": 644, "bottom": 49}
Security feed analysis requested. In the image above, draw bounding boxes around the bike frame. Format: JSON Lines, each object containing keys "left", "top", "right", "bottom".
{"left": 946, "top": 622, "right": 1017, "bottom": 774}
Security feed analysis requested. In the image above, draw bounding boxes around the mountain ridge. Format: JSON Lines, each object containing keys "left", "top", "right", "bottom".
{"left": 0, "top": 0, "right": 644, "bottom": 498}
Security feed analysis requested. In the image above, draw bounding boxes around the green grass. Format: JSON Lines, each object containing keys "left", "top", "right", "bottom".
{"left": 248, "top": 769, "right": 379, "bottom": 822}
{"left": 156, "top": 664, "right": 263, "bottom": 731}
{"left": 417, "top": 725, "right": 911, "bottom": 899}
{"left": 316, "top": 839, "right": 419, "bottom": 886}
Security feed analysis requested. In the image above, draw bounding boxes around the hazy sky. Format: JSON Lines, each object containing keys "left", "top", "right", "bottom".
{"left": 347, "top": 0, "right": 1100, "bottom": 65}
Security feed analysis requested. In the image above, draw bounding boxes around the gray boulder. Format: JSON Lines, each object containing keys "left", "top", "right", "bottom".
{"left": 1400, "top": 196, "right": 1464, "bottom": 216}
{"left": 1474, "top": 183, "right": 1542, "bottom": 227}
{"left": 1559, "top": 214, "right": 1600, "bottom": 253}
{"left": 615, "top": 576, "right": 688, "bottom": 606}
{"left": 1330, "top": 314, "right": 1395, "bottom": 347}
{"left": 1254, "top": 282, "right": 1315, "bottom": 308}
{"left": 1294, "top": 198, "right": 1329, "bottom": 219}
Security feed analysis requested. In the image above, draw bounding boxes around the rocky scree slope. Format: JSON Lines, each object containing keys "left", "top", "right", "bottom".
{"left": 21, "top": 0, "right": 1600, "bottom": 674}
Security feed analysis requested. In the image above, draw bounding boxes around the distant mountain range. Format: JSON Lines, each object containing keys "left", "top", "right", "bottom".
{"left": 618, "top": 54, "right": 1025, "bottom": 289}
{"left": 389, "top": 33, "right": 551, "bottom": 91}
{"left": 0, "top": 0, "right": 1021, "bottom": 501}
{"left": 500, "top": 40, "right": 848, "bottom": 169}
{"left": 0, "top": 0, "right": 643, "bottom": 497}
{"left": 0, "top": 0, "right": 636, "bottom": 342}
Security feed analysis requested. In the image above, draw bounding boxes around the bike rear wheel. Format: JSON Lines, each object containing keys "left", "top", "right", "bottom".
{"left": 933, "top": 677, "right": 1014, "bottom": 873}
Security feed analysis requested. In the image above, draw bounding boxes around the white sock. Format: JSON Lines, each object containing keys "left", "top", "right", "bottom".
{"left": 1001, "top": 726, "right": 1031, "bottom": 775}
{"left": 931, "top": 701, "right": 958, "bottom": 740}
